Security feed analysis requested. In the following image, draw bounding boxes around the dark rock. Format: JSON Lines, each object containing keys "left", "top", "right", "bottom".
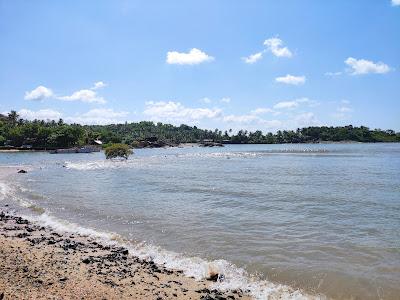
{"left": 16, "top": 232, "right": 30, "bottom": 238}
{"left": 207, "top": 273, "right": 221, "bottom": 282}
{"left": 59, "top": 277, "right": 68, "bottom": 282}
{"left": 18, "top": 169, "right": 27, "bottom": 173}
{"left": 82, "top": 257, "right": 91, "bottom": 264}
{"left": 15, "top": 217, "right": 28, "bottom": 224}
{"left": 0, "top": 292, "right": 4, "bottom": 300}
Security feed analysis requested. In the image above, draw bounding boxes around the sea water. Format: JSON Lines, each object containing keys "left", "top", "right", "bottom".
{"left": 1, "top": 143, "right": 399, "bottom": 299}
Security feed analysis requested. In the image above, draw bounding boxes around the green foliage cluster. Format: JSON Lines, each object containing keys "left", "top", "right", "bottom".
{"left": 104, "top": 143, "right": 133, "bottom": 159}
{"left": 0, "top": 111, "right": 84, "bottom": 148}
{"left": 0, "top": 111, "right": 399, "bottom": 149}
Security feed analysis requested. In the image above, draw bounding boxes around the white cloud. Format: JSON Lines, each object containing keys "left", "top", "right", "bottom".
{"left": 18, "top": 109, "right": 62, "bottom": 120}
{"left": 392, "top": 0, "right": 400, "bottom": 6}
{"left": 345, "top": 57, "right": 391, "bottom": 75}
{"left": 294, "top": 112, "right": 320, "bottom": 127}
{"left": 273, "top": 101, "right": 299, "bottom": 110}
{"left": 223, "top": 114, "right": 282, "bottom": 129}
{"left": 166, "top": 48, "right": 214, "bottom": 65}
{"left": 24, "top": 82, "right": 107, "bottom": 103}
{"left": 143, "top": 101, "right": 222, "bottom": 123}
{"left": 242, "top": 52, "right": 263, "bottom": 64}
{"left": 24, "top": 86, "right": 54, "bottom": 101}
{"left": 200, "top": 97, "right": 212, "bottom": 104}
{"left": 66, "top": 108, "right": 129, "bottom": 125}
{"left": 250, "top": 108, "right": 274, "bottom": 115}
{"left": 332, "top": 103, "right": 353, "bottom": 120}
{"left": 200, "top": 97, "right": 231, "bottom": 104}
{"left": 337, "top": 106, "right": 352, "bottom": 113}
{"left": 264, "top": 37, "right": 293, "bottom": 58}
{"left": 275, "top": 74, "right": 306, "bottom": 85}
{"left": 273, "top": 98, "right": 318, "bottom": 110}
{"left": 58, "top": 89, "right": 106, "bottom": 104}
{"left": 324, "top": 71, "right": 342, "bottom": 76}
{"left": 92, "top": 81, "right": 106, "bottom": 90}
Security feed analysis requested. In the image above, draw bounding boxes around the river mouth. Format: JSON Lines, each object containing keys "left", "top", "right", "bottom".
{"left": 1, "top": 143, "right": 400, "bottom": 299}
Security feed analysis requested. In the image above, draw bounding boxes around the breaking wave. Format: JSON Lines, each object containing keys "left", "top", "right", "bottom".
{"left": 64, "top": 149, "right": 334, "bottom": 171}
{"left": 0, "top": 179, "right": 323, "bottom": 300}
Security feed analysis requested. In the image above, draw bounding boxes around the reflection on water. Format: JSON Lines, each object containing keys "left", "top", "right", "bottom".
{"left": 1, "top": 143, "right": 400, "bottom": 299}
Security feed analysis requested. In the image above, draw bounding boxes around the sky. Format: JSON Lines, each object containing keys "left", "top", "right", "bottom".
{"left": 0, "top": 0, "right": 399, "bottom": 132}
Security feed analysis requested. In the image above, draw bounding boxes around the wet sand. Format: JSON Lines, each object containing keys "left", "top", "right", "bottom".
{"left": 0, "top": 210, "right": 250, "bottom": 300}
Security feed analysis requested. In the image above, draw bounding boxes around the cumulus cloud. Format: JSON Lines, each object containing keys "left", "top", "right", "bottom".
{"left": 66, "top": 108, "right": 129, "bottom": 125}
{"left": 58, "top": 89, "right": 106, "bottom": 104}
{"left": 273, "top": 98, "right": 317, "bottom": 110}
{"left": 92, "top": 81, "right": 106, "bottom": 90}
{"left": 264, "top": 37, "right": 293, "bottom": 58}
{"left": 324, "top": 71, "right": 342, "bottom": 77}
{"left": 275, "top": 74, "right": 306, "bottom": 85}
{"left": 143, "top": 101, "right": 222, "bottom": 123}
{"left": 294, "top": 112, "right": 320, "bottom": 127}
{"left": 200, "top": 97, "right": 212, "bottom": 104}
{"left": 337, "top": 106, "right": 352, "bottom": 113}
{"left": 223, "top": 114, "right": 282, "bottom": 128}
{"left": 250, "top": 108, "right": 274, "bottom": 115}
{"left": 166, "top": 48, "right": 214, "bottom": 65}
{"left": 18, "top": 108, "right": 62, "bottom": 120}
{"left": 138, "top": 98, "right": 325, "bottom": 132}
{"left": 392, "top": 0, "right": 400, "bottom": 6}
{"left": 24, "top": 86, "right": 54, "bottom": 101}
{"left": 242, "top": 52, "right": 263, "bottom": 64}
{"left": 200, "top": 97, "right": 231, "bottom": 104}
{"left": 345, "top": 57, "right": 391, "bottom": 75}
{"left": 220, "top": 97, "right": 231, "bottom": 103}
{"left": 24, "top": 82, "right": 108, "bottom": 104}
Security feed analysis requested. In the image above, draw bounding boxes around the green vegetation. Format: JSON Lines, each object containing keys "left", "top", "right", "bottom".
{"left": 104, "top": 143, "right": 133, "bottom": 159}
{"left": 0, "top": 110, "right": 399, "bottom": 149}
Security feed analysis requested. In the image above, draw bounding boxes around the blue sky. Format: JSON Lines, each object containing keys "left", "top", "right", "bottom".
{"left": 0, "top": 0, "right": 399, "bottom": 132}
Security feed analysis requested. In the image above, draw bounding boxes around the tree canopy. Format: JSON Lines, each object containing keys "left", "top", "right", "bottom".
{"left": 104, "top": 143, "right": 133, "bottom": 159}
{"left": 0, "top": 111, "right": 399, "bottom": 149}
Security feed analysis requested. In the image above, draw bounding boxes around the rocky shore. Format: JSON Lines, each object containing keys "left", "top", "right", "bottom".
{"left": 0, "top": 210, "right": 250, "bottom": 300}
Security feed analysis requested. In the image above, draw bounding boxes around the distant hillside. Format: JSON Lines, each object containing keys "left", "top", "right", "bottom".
{"left": 0, "top": 111, "right": 399, "bottom": 149}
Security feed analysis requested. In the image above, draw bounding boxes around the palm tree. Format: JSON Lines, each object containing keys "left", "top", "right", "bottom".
{"left": 7, "top": 110, "right": 19, "bottom": 126}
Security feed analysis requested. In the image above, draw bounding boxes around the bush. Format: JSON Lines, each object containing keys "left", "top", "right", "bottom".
{"left": 104, "top": 143, "right": 133, "bottom": 159}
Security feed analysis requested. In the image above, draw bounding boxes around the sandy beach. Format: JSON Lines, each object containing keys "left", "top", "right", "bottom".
{"left": 0, "top": 209, "right": 250, "bottom": 300}
{"left": 0, "top": 166, "right": 252, "bottom": 300}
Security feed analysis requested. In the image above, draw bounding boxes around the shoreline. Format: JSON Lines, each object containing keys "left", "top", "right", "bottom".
{"left": 0, "top": 209, "right": 251, "bottom": 300}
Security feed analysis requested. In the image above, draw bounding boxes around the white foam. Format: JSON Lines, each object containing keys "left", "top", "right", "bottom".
{"left": 1, "top": 164, "right": 324, "bottom": 299}
{"left": 18, "top": 211, "right": 323, "bottom": 300}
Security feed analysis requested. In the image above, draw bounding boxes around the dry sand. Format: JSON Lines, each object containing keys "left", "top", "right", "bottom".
{"left": 0, "top": 210, "right": 250, "bottom": 300}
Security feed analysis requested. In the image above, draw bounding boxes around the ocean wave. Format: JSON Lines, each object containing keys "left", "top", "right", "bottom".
{"left": 64, "top": 149, "right": 333, "bottom": 171}
{"left": 24, "top": 213, "right": 321, "bottom": 300}
{"left": 0, "top": 177, "right": 324, "bottom": 300}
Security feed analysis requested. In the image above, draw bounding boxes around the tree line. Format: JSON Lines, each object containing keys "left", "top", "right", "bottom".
{"left": 0, "top": 111, "right": 399, "bottom": 149}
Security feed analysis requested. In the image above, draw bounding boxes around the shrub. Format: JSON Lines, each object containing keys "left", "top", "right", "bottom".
{"left": 104, "top": 143, "right": 133, "bottom": 159}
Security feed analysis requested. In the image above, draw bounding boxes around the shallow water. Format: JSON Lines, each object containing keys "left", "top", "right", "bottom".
{"left": 1, "top": 143, "right": 399, "bottom": 299}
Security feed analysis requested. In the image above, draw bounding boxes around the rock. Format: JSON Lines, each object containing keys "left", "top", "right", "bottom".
{"left": 17, "top": 169, "right": 27, "bottom": 173}
{"left": 59, "top": 277, "right": 68, "bottom": 282}
{"left": 15, "top": 217, "right": 28, "bottom": 224}
{"left": 207, "top": 272, "right": 224, "bottom": 282}
{"left": 82, "top": 258, "right": 90, "bottom": 264}
{"left": 0, "top": 292, "right": 4, "bottom": 300}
